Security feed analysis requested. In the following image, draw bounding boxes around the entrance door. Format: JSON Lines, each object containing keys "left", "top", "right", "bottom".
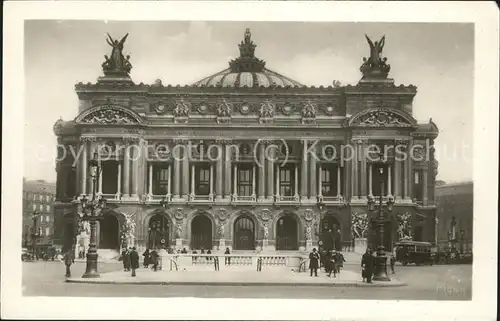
{"left": 276, "top": 215, "right": 298, "bottom": 250}
{"left": 99, "top": 214, "right": 119, "bottom": 250}
{"left": 148, "top": 214, "right": 170, "bottom": 249}
{"left": 320, "top": 215, "right": 341, "bottom": 251}
{"left": 233, "top": 216, "right": 255, "bottom": 250}
{"left": 191, "top": 215, "right": 212, "bottom": 250}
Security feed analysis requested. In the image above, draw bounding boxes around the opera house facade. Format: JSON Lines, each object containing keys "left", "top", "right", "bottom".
{"left": 52, "top": 29, "right": 439, "bottom": 257}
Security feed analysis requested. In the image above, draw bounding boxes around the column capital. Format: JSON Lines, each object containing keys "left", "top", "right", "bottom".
{"left": 172, "top": 138, "right": 190, "bottom": 145}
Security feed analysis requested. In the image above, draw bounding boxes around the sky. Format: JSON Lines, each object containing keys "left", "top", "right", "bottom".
{"left": 24, "top": 21, "right": 473, "bottom": 183}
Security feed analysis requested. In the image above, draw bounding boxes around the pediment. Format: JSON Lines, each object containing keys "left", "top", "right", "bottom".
{"left": 75, "top": 105, "right": 144, "bottom": 125}
{"left": 348, "top": 108, "right": 416, "bottom": 128}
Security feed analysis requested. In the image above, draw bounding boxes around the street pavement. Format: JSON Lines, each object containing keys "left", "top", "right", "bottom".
{"left": 22, "top": 261, "right": 471, "bottom": 300}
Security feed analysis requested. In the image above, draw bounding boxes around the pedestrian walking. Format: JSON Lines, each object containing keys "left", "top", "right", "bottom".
{"left": 142, "top": 249, "right": 150, "bottom": 268}
{"left": 129, "top": 247, "right": 139, "bottom": 277}
{"left": 327, "top": 250, "right": 337, "bottom": 278}
{"left": 63, "top": 250, "right": 73, "bottom": 277}
{"left": 224, "top": 247, "right": 231, "bottom": 265}
{"left": 308, "top": 248, "right": 320, "bottom": 277}
{"left": 390, "top": 253, "right": 396, "bottom": 274}
{"left": 361, "top": 248, "right": 375, "bottom": 283}
{"left": 335, "top": 251, "right": 346, "bottom": 274}
{"left": 150, "top": 249, "right": 159, "bottom": 271}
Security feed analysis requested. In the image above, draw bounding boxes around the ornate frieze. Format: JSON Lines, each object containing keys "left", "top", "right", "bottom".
{"left": 357, "top": 110, "right": 412, "bottom": 127}
{"left": 81, "top": 108, "right": 137, "bottom": 125}
{"left": 238, "top": 102, "right": 252, "bottom": 115}
{"left": 258, "top": 209, "right": 272, "bottom": 222}
{"left": 216, "top": 100, "right": 232, "bottom": 123}
{"left": 279, "top": 102, "right": 295, "bottom": 116}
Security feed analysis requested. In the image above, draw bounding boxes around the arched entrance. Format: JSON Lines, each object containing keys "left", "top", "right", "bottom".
{"left": 148, "top": 213, "right": 170, "bottom": 249}
{"left": 99, "top": 214, "right": 120, "bottom": 250}
{"left": 320, "top": 215, "right": 342, "bottom": 251}
{"left": 276, "top": 215, "right": 298, "bottom": 251}
{"left": 191, "top": 215, "right": 212, "bottom": 250}
{"left": 233, "top": 216, "right": 255, "bottom": 250}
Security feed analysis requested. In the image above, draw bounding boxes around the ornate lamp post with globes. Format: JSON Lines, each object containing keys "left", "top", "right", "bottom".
{"left": 367, "top": 159, "right": 395, "bottom": 282}
{"left": 78, "top": 153, "right": 107, "bottom": 278}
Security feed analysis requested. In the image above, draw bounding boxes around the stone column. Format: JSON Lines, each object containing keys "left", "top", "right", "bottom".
{"left": 252, "top": 164, "right": 257, "bottom": 199}
{"left": 294, "top": 164, "right": 299, "bottom": 199}
{"left": 423, "top": 166, "right": 428, "bottom": 205}
{"left": 215, "top": 145, "right": 223, "bottom": 201}
{"left": 351, "top": 140, "right": 359, "bottom": 199}
{"left": 233, "top": 164, "right": 238, "bottom": 198}
{"left": 172, "top": 143, "right": 181, "bottom": 200}
{"left": 209, "top": 163, "right": 214, "bottom": 201}
{"left": 167, "top": 166, "right": 171, "bottom": 197}
{"left": 337, "top": 165, "right": 341, "bottom": 197}
{"left": 388, "top": 165, "right": 392, "bottom": 196}
{"left": 148, "top": 163, "right": 153, "bottom": 196}
{"left": 131, "top": 141, "right": 140, "bottom": 198}
{"left": 122, "top": 142, "right": 130, "bottom": 196}
{"left": 368, "top": 164, "right": 373, "bottom": 197}
{"left": 394, "top": 148, "right": 402, "bottom": 199}
{"left": 360, "top": 139, "right": 367, "bottom": 199}
{"left": 98, "top": 162, "right": 103, "bottom": 194}
{"left": 258, "top": 142, "right": 266, "bottom": 201}
{"left": 182, "top": 145, "right": 190, "bottom": 200}
{"left": 309, "top": 144, "right": 317, "bottom": 200}
{"left": 275, "top": 164, "right": 280, "bottom": 199}
{"left": 404, "top": 141, "right": 413, "bottom": 200}
{"left": 317, "top": 163, "right": 322, "bottom": 199}
{"left": 116, "top": 162, "right": 122, "bottom": 196}
{"left": 266, "top": 144, "right": 275, "bottom": 201}
{"left": 301, "top": 140, "right": 308, "bottom": 201}
{"left": 224, "top": 144, "right": 232, "bottom": 201}
{"left": 190, "top": 164, "right": 195, "bottom": 199}
{"left": 80, "top": 141, "right": 88, "bottom": 195}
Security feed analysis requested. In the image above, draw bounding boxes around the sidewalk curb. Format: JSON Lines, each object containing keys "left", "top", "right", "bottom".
{"left": 65, "top": 279, "right": 407, "bottom": 287}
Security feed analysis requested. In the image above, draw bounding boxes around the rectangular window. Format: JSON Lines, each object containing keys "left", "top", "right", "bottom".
{"left": 32, "top": 204, "right": 36, "bottom": 211}
{"left": 46, "top": 215, "right": 50, "bottom": 222}
{"left": 46, "top": 195, "right": 50, "bottom": 202}
{"left": 413, "top": 170, "right": 423, "bottom": 201}
{"left": 46, "top": 205, "right": 50, "bottom": 212}
{"left": 279, "top": 164, "right": 295, "bottom": 196}
{"left": 45, "top": 227, "right": 50, "bottom": 236}
{"left": 101, "top": 160, "right": 119, "bottom": 194}
{"left": 33, "top": 194, "right": 36, "bottom": 200}
{"left": 321, "top": 164, "right": 338, "bottom": 196}
{"left": 371, "top": 163, "right": 388, "bottom": 196}
{"left": 195, "top": 163, "right": 211, "bottom": 196}
{"left": 237, "top": 164, "right": 253, "bottom": 196}
{"left": 153, "top": 164, "right": 170, "bottom": 195}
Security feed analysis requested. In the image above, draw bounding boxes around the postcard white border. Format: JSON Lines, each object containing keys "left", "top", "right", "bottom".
{"left": 2, "top": 1, "right": 498, "bottom": 320}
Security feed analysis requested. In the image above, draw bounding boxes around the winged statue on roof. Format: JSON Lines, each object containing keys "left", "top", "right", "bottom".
{"left": 102, "top": 33, "right": 132, "bottom": 74}
{"left": 365, "top": 34, "right": 386, "bottom": 66}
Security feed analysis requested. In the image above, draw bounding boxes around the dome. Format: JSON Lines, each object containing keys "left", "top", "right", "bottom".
{"left": 193, "top": 28, "right": 304, "bottom": 89}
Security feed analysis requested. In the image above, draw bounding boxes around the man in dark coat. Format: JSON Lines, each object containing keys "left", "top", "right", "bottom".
{"left": 150, "top": 249, "right": 159, "bottom": 271}
{"left": 63, "top": 250, "right": 73, "bottom": 277}
{"left": 129, "top": 247, "right": 139, "bottom": 277}
{"left": 361, "top": 248, "right": 375, "bottom": 283}
{"left": 327, "top": 250, "right": 337, "bottom": 278}
{"left": 308, "top": 248, "right": 320, "bottom": 277}
{"left": 142, "top": 249, "right": 150, "bottom": 268}
{"left": 334, "top": 229, "right": 342, "bottom": 252}
{"left": 335, "top": 251, "right": 346, "bottom": 274}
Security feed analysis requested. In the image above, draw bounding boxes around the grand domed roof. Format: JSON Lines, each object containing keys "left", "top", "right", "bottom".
{"left": 193, "top": 29, "right": 304, "bottom": 88}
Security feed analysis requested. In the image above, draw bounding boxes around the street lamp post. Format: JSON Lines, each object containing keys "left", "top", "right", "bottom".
{"left": 79, "top": 153, "right": 107, "bottom": 278}
{"left": 367, "top": 165, "right": 394, "bottom": 282}
{"left": 32, "top": 211, "right": 39, "bottom": 259}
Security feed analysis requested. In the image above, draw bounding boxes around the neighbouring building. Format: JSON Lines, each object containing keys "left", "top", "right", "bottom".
{"left": 52, "top": 29, "right": 439, "bottom": 256}
{"left": 22, "top": 178, "right": 57, "bottom": 254}
{"left": 435, "top": 181, "right": 473, "bottom": 253}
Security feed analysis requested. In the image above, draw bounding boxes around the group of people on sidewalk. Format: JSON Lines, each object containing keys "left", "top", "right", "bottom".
{"left": 309, "top": 247, "right": 396, "bottom": 283}
{"left": 308, "top": 248, "right": 346, "bottom": 278}
{"left": 118, "top": 247, "right": 140, "bottom": 276}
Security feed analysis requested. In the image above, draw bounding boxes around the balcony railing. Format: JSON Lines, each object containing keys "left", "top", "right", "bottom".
{"left": 189, "top": 193, "right": 214, "bottom": 203}
{"left": 231, "top": 194, "right": 256, "bottom": 204}
{"left": 275, "top": 194, "right": 300, "bottom": 204}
